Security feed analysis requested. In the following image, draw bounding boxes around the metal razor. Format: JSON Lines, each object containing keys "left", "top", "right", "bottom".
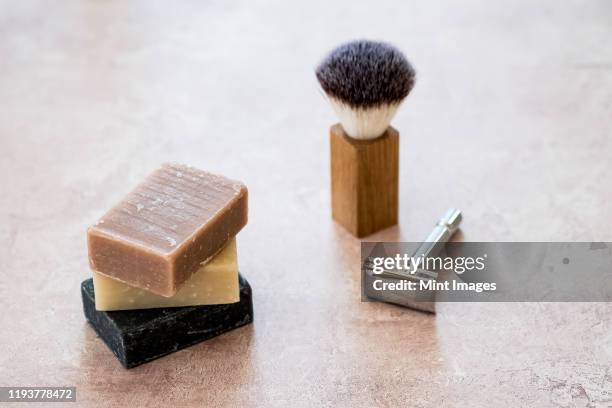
{"left": 363, "top": 208, "right": 462, "bottom": 313}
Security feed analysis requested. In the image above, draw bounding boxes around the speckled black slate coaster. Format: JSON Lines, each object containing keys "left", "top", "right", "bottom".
{"left": 81, "top": 274, "right": 253, "bottom": 369}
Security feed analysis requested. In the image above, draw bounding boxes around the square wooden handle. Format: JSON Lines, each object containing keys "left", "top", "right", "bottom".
{"left": 330, "top": 124, "right": 399, "bottom": 237}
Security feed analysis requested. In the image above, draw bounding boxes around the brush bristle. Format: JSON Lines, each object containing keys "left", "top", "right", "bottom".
{"left": 316, "top": 40, "right": 415, "bottom": 108}
{"left": 328, "top": 99, "right": 400, "bottom": 140}
{"left": 316, "top": 40, "right": 415, "bottom": 139}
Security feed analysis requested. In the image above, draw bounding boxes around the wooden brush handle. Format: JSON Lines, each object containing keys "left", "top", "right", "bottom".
{"left": 330, "top": 124, "right": 399, "bottom": 237}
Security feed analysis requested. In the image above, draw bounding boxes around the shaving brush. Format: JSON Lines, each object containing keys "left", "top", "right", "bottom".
{"left": 316, "top": 40, "right": 415, "bottom": 140}
{"left": 316, "top": 40, "right": 416, "bottom": 237}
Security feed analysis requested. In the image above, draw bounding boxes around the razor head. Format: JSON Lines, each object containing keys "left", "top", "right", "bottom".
{"left": 363, "top": 267, "right": 437, "bottom": 313}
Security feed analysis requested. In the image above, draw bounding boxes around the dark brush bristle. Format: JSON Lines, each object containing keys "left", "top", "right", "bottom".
{"left": 316, "top": 40, "right": 415, "bottom": 108}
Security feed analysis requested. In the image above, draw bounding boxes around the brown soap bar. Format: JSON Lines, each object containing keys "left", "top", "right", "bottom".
{"left": 88, "top": 163, "right": 248, "bottom": 297}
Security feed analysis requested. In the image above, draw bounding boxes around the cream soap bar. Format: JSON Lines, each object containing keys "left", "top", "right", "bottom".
{"left": 93, "top": 239, "right": 239, "bottom": 311}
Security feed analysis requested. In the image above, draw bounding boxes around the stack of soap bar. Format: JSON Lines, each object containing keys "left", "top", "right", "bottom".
{"left": 82, "top": 163, "right": 253, "bottom": 368}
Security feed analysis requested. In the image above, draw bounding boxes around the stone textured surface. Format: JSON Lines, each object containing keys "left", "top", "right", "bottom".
{"left": 81, "top": 274, "right": 253, "bottom": 368}
{"left": 0, "top": 0, "right": 611, "bottom": 407}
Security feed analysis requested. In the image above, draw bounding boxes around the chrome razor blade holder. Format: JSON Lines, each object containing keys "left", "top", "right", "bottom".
{"left": 364, "top": 208, "right": 462, "bottom": 313}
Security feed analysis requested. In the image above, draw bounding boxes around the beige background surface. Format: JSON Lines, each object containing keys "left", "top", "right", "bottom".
{"left": 1, "top": 1, "right": 611, "bottom": 407}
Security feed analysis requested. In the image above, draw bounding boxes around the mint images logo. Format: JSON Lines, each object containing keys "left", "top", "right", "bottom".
{"left": 363, "top": 242, "right": 612, "bottom": 302}
{"left": 368, "top": 252, "right": 496, "bottom": 294}
{"left": 370, "top": 253, "right": 487, "bottom": 275}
